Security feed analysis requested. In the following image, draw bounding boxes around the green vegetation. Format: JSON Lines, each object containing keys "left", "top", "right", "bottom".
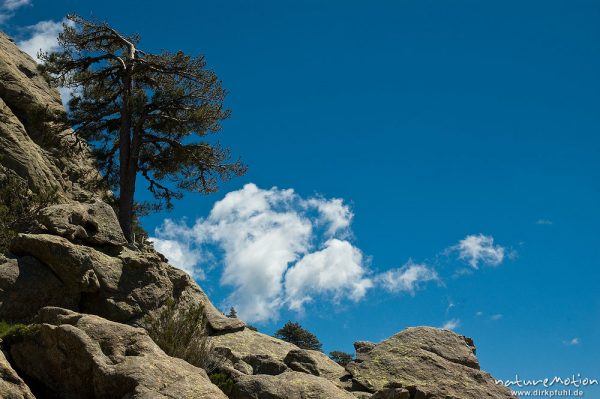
{"left": 143, "top": 299, "right": 223, "bottom": 373}
{"left": 0, "top": 169, "right": 58, "bottom": 251}
{"left": 209, "top": 372, "right": 234, "bottom": 395}
{"left": 226, "top": 307, "right": 237, "bottom": 318}
{"left": 0, "top": 321, "right": 30, "bottom": 346}
{"left": 329, "top": 351, "right": 354, "bottom": 366}
{"left": 40, "top": 14, "right": 246, "bottom": 242}
{"left": 273, "top": 321, "right": 322, "bottom": 351}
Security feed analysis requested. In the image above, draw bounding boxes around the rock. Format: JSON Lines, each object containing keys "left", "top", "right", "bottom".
{"left": 354, "top": 340, "right": 376, "bottom": 361}
{"left": 0, "top": 32, "right": 103, "bottom": 201}
{"left": 296, "top": 349, "right": 351, "bottom": 384}
{"left": 9, "top": 307, "right": 228, "bottom": 399}
{"left": 35, "top": 200, "right": 126, "bottom": 246}
{"left": 352, "top": 392, "right": 373, "bottom": 399}
{"left": 243, "top": 354, "right": 288, "bottom": 375}
{"left": 284, "top": 349, "right": 321, "bottom": 376}
{"left": 210, "top": 328, "right": 350, "bottom": 386}
{"left": 0, "top": 350, "right": 35, "bottom": 399}
{"left": 0, "top": 254, "right": 74, "bottom": 322}
{"left": 209, "top": 328, "right": 357, "bottom": 396}
{"left": 210, "top": 328, "right": 298, "bottom": 365}
{"left": 346, "top": 327, "right": 514, "bottom": 399}
{"left": 5, "top": 233, "right": 244, "bottom": 332}
{"left": 230, "top": 370, "right": 357, "bottom": 399}
{"left": 371, "top": 387, "right": 410, "bottom": 399}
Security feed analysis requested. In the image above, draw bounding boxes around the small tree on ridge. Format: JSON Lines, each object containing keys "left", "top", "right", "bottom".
{"left": 273, "top": 321, "right": 322, "bottom": 351}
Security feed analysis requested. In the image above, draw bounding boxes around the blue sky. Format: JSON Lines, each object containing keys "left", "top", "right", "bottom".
{"left": 4, "top": 0, "right": 599, "bottom": 394}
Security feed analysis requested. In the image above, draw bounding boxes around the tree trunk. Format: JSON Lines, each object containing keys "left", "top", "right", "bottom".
{"left": 119, "top": 172, "right": 135, "bottom": 242}
{"left": 119, "top": 67, "right": 134, "bottom": 242}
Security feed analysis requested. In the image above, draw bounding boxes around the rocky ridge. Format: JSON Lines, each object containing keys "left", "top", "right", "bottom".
{"left": 0, "top": 31, "right": 516, "bottom": 398}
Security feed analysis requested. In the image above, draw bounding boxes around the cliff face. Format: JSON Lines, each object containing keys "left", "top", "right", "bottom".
{"left": 0, "top": 32, "right": 102, "bottom": 201}
{"left": 0, "top": 32, "right": 516, "bottom": 399}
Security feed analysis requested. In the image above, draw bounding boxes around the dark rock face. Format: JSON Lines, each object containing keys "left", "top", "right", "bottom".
{"left": 0, "top": 254, "right": 73, "bottom": 322}
{"left": 10, "top": 307, "right": 228, "bottom": 399}
{"left": 4, "top": 232, "right": 244, "bottom": 332}
{"left": 0, "top": 350, "right": 34, "bottom": 399}
{"left": 284, "top": 349, "right": 322, "bottom": 376}
{"left": 243, "top": 354, "right": 288, "bottom": 375}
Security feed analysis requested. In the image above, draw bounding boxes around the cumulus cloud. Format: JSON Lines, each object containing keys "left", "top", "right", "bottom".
{"left": 442, "top": 319, "right": 460, "bottom": 330}
{"left": 453, "top": 234, "right": 506, "bottom": 269}
{"left": 149, "top": 237, "right": 204, "bottom": 280}
{"left": 152, "top": 184, "right": 512, "bottom": 323}
{"left": 0, "top": 0, "right": 30, "bottom": 24}
{"left": 17, "top": 19, "right": 66, "bottom": 61}
{"left": 376, "top": 261, "right": 439, "bottom": 294}
{"left": 306, "top": 197, "right": 353, "bottom": 237}
{"left": 3, "top": 0, "right": 30, "bottom": 10}
{"left": 285, "top": 239, "right": 373, "bottom": 311}
{"left": 152, "top": 183, "right": 371, "bottom": 323}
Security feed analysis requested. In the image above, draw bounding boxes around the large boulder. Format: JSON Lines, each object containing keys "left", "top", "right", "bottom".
{"left": 242, "top": 354, "right": 288, "bottom": 375}
{"left": 284, "top": 349, "right": 321, "bottom": 375}
{"left": 210, "top": 328, "right": 348, "bottom": 383}
{"left": 35, "top": 200, "right": 127, "bottom": 246}
{"left": 4, "top": 232, "right": 244, "bottom": 333}
{"left": 345, "top": 327, "right": 514, "bottom": 399}
{"left": 210, "top": 328, "right": 298, "bottom": 366}
{"left": 283, "top": 348, "right": 349, "bottom": 385}
{"left": 9, "top": 307, "right": 228, "bottom": 399}
{"left": 0, "top": 349, "right": 34, "bottom": 399}
{"left": 230, "top": 370, "right": 357, "bottom": 399}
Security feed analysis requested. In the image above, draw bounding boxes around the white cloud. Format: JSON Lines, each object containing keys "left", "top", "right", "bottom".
{"left": 306, "top": 197, "right": 353, "bottom": 236}
{"left": 475, "top": 311, "right": 483, "bottom": 316}
{"left": 536, "top": 219, "right": 553, "bottom": 225}
{"left": 152, "top": 185, "right": 512, "bottom": 324}
{"left": 446, "top": 298, "right": 455, "bottom": 314}
{"left": 564, "top": 337, "right": 580, "bottom": 346}
{"left": 149, "top": 237, "right": 204, "bottom": 280}
{"left": 285, "top": 239, "right": 373, "bottom": 311}
{"left": 376, "top": 261, "right": 439, "bottom": 294}
{"left": 0, "top": 0, "right": 30, "bottom": 24}
{"left": 490, "top": 313, "right": 503, "bottom": 321}
{"left": 17, "top": 19, "right": 66, "bottom": 61}
{"left": 3, "top": 0, "right": 30, "bottom": 10}
{"left": 442, "top": 319, "right": 460, "bottom": 330}
{"left": 152, "top": 183, "right": 371, "bottom": 323}
{"left": 453, "top": 234, "right": 506, "bottom": 269}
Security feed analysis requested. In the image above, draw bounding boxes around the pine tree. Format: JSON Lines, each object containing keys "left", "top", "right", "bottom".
{"left": 273, "top": 321, "right": 322, "bottom": 351}
{"left": 329, "top": 351, "right": 353, "bottom": 366}
{"left": 40, "top": 15, "right": 246, "bottom": 241}
{"left": 226, "top": 307, "right": 237, "bottom": 318}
